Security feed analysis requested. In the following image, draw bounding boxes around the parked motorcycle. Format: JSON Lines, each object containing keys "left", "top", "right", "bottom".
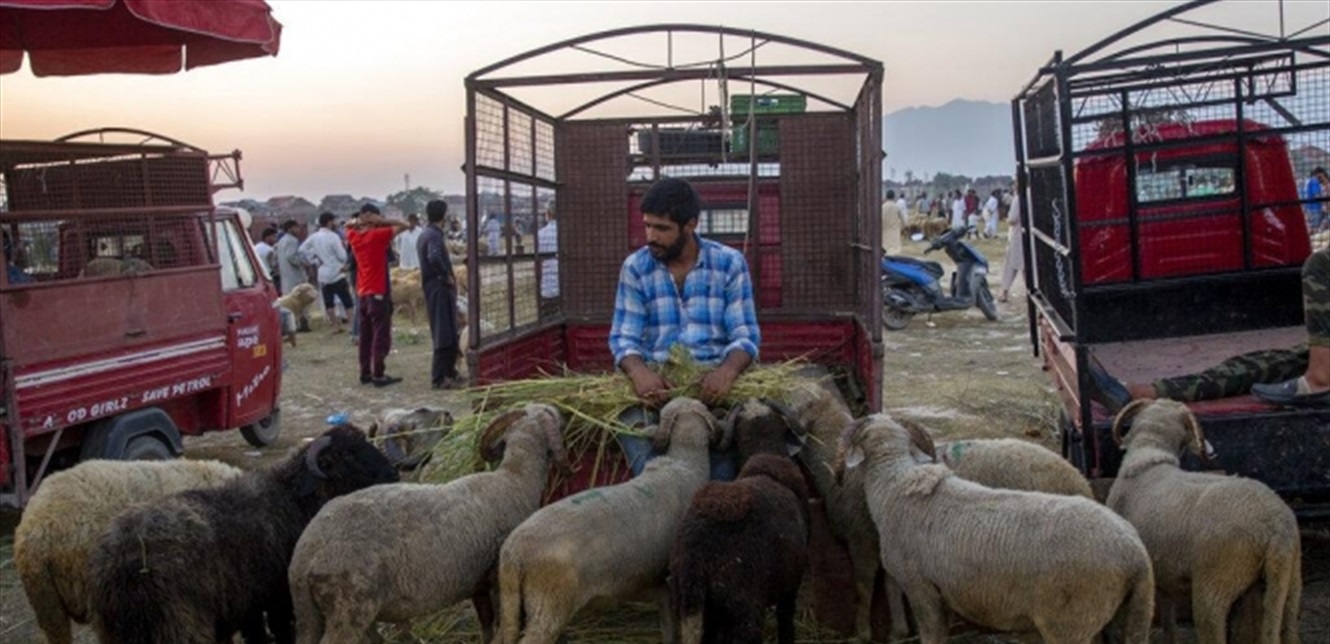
{"left": 881, "top": 224, "right": 999, "bottom": 330}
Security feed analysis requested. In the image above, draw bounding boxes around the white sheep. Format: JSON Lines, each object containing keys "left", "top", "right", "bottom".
{"left": 496, "top": 396, "right": 720, "bottom": 644}
{"left": 837, "top": 414, "right": 1156, "bottom": 644}
{"left": 1107, "top": 399, "right": 1302, "bottom": 644}
{"left": 935, "top": 436, "right": 1094, "bottom": 499}
{"left": 288, "top": 404, "right": 568, "bottom": 644}
{"left": 13, "top": 459, "right": 242, "bottom": 644}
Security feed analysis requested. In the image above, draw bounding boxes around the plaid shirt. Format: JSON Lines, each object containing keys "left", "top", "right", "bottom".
{"left": 609, "top": 236, "right": 760, "bottom": 368}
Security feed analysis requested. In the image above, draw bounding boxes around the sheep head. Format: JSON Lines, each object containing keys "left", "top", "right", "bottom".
{"left": 729, "top": 398, "right": 809, "bottom": 460}
{"left": 651, "top": 397, "right": 717, "bottom": 452}
{"left": 739, "top": 453, "right": 810, "bottom": 503}
{"left": 299, "top": 425, "right": 399, "bottom": 500}
{"left": 1112, "top": 399, "right": 1215, "bottom": 462}
{"left": 370, "top": 407, "right": 453, "bottom": 470}
{"left": 833, "top": 414, "right": 936, "bottom": 484}
{"left": 479, "top": 404, "right": 571, "bottom": 475}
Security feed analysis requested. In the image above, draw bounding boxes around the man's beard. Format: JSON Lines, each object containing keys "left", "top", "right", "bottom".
{"left": 648, "top": 233, "right": 687, "bottom": 261}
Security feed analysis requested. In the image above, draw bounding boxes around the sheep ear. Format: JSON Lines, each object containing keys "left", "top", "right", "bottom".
{"left": 785, "top": 431, "right": 807, "bottom": 457}
{"left": 844, "top": 445, "right": 865, "bottom": 469}
{"left": 367, "top": 422, "right": 380, "bottom": 438}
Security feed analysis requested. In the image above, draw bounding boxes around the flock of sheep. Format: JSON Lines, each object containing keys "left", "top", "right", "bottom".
{"left": 12, "top": 376, "right": 1303, "bottom": 643}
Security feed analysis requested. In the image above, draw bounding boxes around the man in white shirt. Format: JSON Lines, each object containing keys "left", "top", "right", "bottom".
{"left": 951, "top": 190, "right": 966, "bottom": 230}
{"left": 537, "top": 206, "right": 559, "bottom": 299}
{"left": 299, "top": 211, "right": 355, "bottom": 334}
{"left": 881, "top": 190, "right": 904, "bottom": 255}
{"left": 394, "top": 213, "right": 423, "bottom": 269}
{"left": 253, "top": 227, "right": 278, "bottom": 280}
{"left": 983, "top": 190, "right": 1000, "bottom": 239}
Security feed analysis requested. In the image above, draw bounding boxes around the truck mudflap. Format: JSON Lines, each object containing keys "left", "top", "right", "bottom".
{"left": 78, "top": 407, "right": 183, "bottom": 460}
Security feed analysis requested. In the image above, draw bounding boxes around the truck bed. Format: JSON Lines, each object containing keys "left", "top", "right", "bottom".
{"left": 1090, "top": 325, "right": 1306, "bottom": 421}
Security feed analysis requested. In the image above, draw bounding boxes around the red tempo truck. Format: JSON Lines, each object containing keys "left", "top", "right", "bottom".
{"left": 0, "top": 130, "right": 283, "bottom": 508}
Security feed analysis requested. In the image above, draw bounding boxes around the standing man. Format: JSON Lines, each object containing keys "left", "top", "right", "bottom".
{"left": 1305, "top": 166, "right": 1328, "bottom": 233}
{"left": 253, "top": 227, "right": 279, "bottom": 281}
{"left": 537, "top": 204, "right": 559, "bottom": 300}
{"left": 418, "top": 200, "right": 463, "bottom": 389}
{"left": 395, "top": 213, "right": 424, "bottom": 269}
{"left": 881, "top": 189, "right": 904, "bottom": 255}
{"left": 484, "top": 214, "right": 504, "bottom": 257}
{"left": 299, "top": 212, "right": 355, "bottom": 334}
{"left": 274, "top": 219, "right": 311, "bottom": 331}
{"left": 609, "top": 177, "right": 761, "bottom": 408}
{"left": 346, "top": 204, "right": 410, "bottom": 387}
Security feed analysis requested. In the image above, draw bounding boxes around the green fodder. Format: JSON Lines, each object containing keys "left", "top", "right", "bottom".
{"left": 416, "top": 347, "right": 813, "bottom": 488}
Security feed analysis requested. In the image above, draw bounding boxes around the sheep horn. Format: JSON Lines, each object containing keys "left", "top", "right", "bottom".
{"left": 832, "top": 417, "right": 873, "bottom": 485}
{"left": 1181, "top": 407, "right": 1214, "bottom": 462}
{"left": 651, "top": 405, "right": 678, "bottom": 452}
{"left": 715, "top": 404, "right": 742, "bottom": 451}
{"left": 897, "top": 417, "right": 937, "bottom": 461}
{"left": 478, "top": 409, "right": 527, "bottom": 463}
{"left": 1110, "top": 399, "right": 1152, "bottom": 448}
{"left": 760, "top": 398, "right": 807, "bottom": 437}
{"left": 532, "top": 404, "right": 571, "bottom": 475}
{"left": 305, "top": 434, "right": 334, "bottom": 479}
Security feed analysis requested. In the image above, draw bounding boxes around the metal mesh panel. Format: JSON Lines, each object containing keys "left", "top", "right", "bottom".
{"left": 557, "top": 122, "right": 628, "bottom": 321}
{"left": 475, "top": 93, "right": 505, "bottom": 171}
{"left": 535, "top": 119, "right": 556, "bottom": 182}
{"left": 628, "top": 121, "right": 783, "bottom": 182}
{"left": 1028, "top": 164, "right": 1075, "bottom": 327}
{"left": 779, "top": 114, "right": 856, "bottom": 312}
{"left": 534, "top": 185, "right": 561, "bottom": 320}
{"left": 2, "top": 212, "right": 211, "bottom": 286}
{"left": 4, "top": 154, "right": 211, "bottom": 211}
{"left": 508, "top": 109, "right": 533, "bottom": 176}
{"left": 476, "top": 176, "right": 511, "bottom": 339}
{"left": 1024, "top": 81, "right": 1061, "bottom": 159}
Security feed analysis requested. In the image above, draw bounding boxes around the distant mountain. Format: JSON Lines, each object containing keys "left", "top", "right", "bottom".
{"left": 882, "top": 99, "right": 1015, "bottom": 181}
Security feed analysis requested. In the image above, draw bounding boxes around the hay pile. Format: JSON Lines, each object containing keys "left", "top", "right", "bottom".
{"left": 417, "top": 346, "right": 810, "bottom": 487}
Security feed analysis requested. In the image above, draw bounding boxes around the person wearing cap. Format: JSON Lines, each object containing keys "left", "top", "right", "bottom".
{"left": 345, "top": 204, "right": 411, "bottom": 387}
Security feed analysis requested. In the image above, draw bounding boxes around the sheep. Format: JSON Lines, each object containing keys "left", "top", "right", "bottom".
{"left": 935, "top": 437, "right": 1094, "bottom": 499}
{"left": 669, "top": 398, "right": 811, "bottom": 644}
{"left": 288, "top": 404, "right": 568, "bottom": 644}
{"left": 79, "top": 256, "right": 153, "bottom": 278}
{"left": 368, "top": 406, "right": 455, "bottom": 475}
{"left": 87, "top": 425, "right": 399, "bottom": 644}
{"left": 277, "top": 281, "right": 320, "bottom": 321}
{"left": 785, "top": 378, "right": 890, "bottom": 641}
{"left": 835, "top": 414, "right": 1156, "bottom": 644}
{"left": 13, "top": 459, "right": 243, "bottom": 644}
{"left": 497, "top": 396, "right": 722, "bottom": 644}
{"left": 1106, "top": 399, "right": 1302, "bottom": 644}
{"left": 390, "top": 266, "right": 425, "bottom": 324}
{"left": 787, "top": 379, "right": 1099, "bottom": 641}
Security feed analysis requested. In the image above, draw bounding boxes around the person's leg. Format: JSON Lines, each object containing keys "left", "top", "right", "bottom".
{"left": 1152, "top": 347, "right": 1309, "bottom": 401}
{"left": 1248, "top": 248, "right": 1329, "bottom": 404}
{"left": 357, "top": 297, "right": 373, "bottom": 383}
{"left": 371, "top": 296, "right": 393, "bottom": 380}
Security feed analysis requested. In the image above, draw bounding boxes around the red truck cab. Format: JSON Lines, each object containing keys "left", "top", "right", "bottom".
{"left": 0, "top": 132, "right": 283, "bottom": 507}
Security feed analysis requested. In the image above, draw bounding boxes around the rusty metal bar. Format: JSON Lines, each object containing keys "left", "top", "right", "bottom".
{"left": 475, "top": 64, "right": 870, "bottom": 89}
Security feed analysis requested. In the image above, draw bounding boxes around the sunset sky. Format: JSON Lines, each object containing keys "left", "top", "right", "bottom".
{"left": 1, "top": 1, "right": 1326, "bottom": 202}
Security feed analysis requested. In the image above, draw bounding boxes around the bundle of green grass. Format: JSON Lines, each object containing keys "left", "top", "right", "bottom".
{"left": 417, "top": 346, "right": 809, "bottom": 488}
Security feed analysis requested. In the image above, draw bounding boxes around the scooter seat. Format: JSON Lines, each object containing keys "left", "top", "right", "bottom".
{"left": 883, "top": 255, "right": 945, "bottom": 279}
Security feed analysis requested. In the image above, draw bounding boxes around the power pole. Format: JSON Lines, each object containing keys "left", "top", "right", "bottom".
{"left": 404, "top": 173, "right": 411, "bottom": 191}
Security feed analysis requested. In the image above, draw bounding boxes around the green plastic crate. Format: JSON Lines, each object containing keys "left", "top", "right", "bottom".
{"left": 730, "top": 93, "right": 807, "bottom": 116}
{"left": 730, "top": 126, "right": 780, "bottom": 155}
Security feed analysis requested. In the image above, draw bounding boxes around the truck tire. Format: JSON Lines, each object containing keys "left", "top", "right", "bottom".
{"left": 241, "top": 409, "right": 282, "bottom": 447}
{"left": 122, "top": 434, "right": 174, "bottom": 461}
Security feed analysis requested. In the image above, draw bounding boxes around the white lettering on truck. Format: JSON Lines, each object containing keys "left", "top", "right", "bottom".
{"left": 236, "top": 365, "right": 272, "bottom": 406}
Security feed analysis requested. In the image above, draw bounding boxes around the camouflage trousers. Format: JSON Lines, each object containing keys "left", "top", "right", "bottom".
{"left": 1154, "top": 248, "right": 1328, "bottom": 401}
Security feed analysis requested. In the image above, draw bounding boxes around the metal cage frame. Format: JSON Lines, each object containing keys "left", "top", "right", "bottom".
{"left": 462, "top": 24, "right": 884, "bottom": 408}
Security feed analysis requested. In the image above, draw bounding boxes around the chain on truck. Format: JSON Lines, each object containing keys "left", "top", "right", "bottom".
{"left": 0, "top": 128, "right": 284, "bottom": 508}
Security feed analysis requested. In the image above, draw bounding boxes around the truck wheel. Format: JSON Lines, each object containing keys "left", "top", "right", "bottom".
{"left": 123, "top": 435, "right": 174, "bottom": 461}
{"left": 882, "top": 306, "right": 913, "bottom": 331}
{"left": 241, "top": 409, "right": 282, "bottom": 447}
{"left": 974, "top": 281, "right": 999, "bottom": 321}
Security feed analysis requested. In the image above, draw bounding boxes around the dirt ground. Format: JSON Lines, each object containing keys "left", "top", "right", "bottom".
{"left": 1, "top": 232, "right": 1327, "bottom": 643}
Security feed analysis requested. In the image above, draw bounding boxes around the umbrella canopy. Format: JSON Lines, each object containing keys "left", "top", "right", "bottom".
{"left": 0, "top": 0, "right": 281, "bottom": 77}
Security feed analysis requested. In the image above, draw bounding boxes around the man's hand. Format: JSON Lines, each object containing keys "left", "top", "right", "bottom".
{"left": 698, "top": 363, "right": 739, "bottom": 406}
{"left": 622, "top": 356, "right": 672, "bottom": 408}
{"left": 697, "top": 350, "right": 752, "bottom": 406}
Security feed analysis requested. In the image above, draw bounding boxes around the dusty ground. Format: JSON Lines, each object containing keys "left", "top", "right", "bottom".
{"left": 1, "top": 231, "right": 1326, "bottom": 643}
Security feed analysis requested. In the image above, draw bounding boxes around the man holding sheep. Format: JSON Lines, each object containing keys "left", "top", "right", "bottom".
{"left": 609, "top": 177, "right": 761, "bottom": 408}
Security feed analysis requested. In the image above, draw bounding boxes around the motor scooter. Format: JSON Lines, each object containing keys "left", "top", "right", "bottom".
{"left": 881, "top": 224, "right": 999, "bottom": 330}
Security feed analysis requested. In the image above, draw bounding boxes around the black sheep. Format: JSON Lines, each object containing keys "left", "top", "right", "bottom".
{"left": 87, "top": 425, "right": 398, "bottom": 644}
{"left": 670, "top": 453, "right": 811, "bottom": 644}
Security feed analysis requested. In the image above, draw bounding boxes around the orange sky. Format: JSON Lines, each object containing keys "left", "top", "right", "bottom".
{"left": 1, "top": 1, "right": 1325, "bottom": 202}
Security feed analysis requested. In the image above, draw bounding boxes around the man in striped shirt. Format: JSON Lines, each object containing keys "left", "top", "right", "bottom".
{"left": 610, "top": 178, "right": 761, "bottom": 407}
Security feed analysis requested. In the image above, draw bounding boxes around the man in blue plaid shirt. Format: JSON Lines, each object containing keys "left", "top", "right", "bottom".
{"left": 610, "top": 177, "right": 761, "bottom": 407}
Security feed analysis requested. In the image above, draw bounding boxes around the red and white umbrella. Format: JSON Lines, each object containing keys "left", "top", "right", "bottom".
{"left": 0, "top": 0, "right": 281, "bottom": 77}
